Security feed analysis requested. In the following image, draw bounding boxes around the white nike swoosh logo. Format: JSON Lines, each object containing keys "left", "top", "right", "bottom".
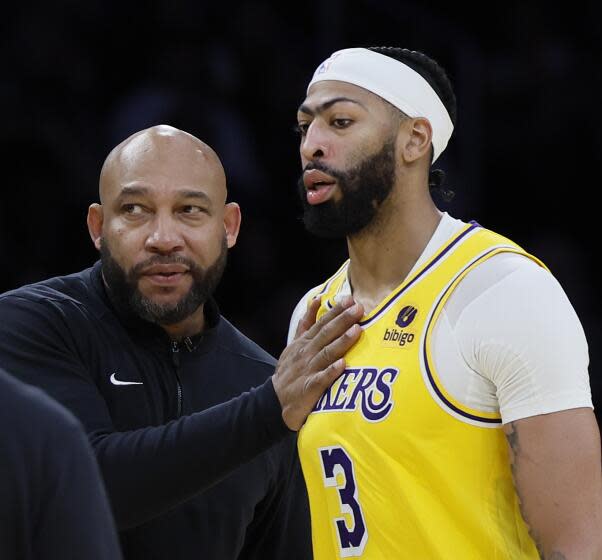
{"left": 110, "top": 372, "right": 143, "bottom": 386}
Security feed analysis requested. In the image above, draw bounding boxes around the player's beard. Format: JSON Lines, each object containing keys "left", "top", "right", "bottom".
{"left": 297, "top": 136, "right": 397, "bottom": 239}
{"left": 100, "top": 236, "right": 228, "bottom": 326}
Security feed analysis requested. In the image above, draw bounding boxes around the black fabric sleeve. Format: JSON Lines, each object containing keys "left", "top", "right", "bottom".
{"left": 239, "top": 434, "right": 313, "bottom": 559}
{"left": 94, "top": 380, "right": 289, "bottom": 529}
{"left": 0, "top": 297, "right": 290, "bottom": 530}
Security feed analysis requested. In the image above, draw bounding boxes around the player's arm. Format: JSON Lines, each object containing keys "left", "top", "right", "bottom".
{"left": 504, "top": 409, "right": 602, "bottom": 559}
{"left": 454, "top": 255, "right": 601, "bottom": 558}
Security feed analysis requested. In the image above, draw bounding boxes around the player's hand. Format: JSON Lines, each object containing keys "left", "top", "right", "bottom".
{"left": 272, "top": 296, "right": 363, "bottom": 431}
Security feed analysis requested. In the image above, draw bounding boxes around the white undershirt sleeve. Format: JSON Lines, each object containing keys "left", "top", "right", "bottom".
{"left": 451, "top": 254, "right": 593, "bottom": 423}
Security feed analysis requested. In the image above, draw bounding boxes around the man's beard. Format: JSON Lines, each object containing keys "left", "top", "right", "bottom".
{"left": 297, "top": 137, "right": 397, "bottom": 239}
{"left": 100, "top": 237, "right": 227, "bottom": 326}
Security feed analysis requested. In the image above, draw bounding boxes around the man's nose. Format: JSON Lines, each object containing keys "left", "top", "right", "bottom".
{"left": 145, "top": 214, "right": 184, "bottom": 254}
{"left": 300, "top": 122, "right": 329, "bottom": 161}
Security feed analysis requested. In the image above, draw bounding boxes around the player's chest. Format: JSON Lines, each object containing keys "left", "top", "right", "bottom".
{"left": 305, "top": 306, "right": 434, "bottom": 436}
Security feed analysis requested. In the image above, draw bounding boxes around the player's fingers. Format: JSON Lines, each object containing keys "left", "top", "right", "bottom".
{"left": 303, "top": 295, "right": 356, "bottom": 341}
{"left": 310, "top": 323, "right": 362, "bottom": 372}
{"left": 294, "top": 297, "right": 322, "bottom": 340}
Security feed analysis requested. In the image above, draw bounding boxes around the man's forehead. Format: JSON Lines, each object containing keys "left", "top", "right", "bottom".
{"left": 115, "top": 159, "right": 224, "bottom": 192}
{"left": 98, "top": 125, "right": 228, "bottom": 205}
{"left": 101, "top": 141, "right": 225, "bottom": 203}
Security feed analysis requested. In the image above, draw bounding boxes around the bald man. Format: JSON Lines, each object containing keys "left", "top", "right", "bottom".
{"left": 0, "top": 125, "right": 363, "bottom": 559}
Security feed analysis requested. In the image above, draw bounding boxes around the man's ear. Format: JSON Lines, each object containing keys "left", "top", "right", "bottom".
{"left": 401, "top": 117, "right": 433, "bottom": 164}
{"left": 87, "top": 203, "right": 104, "bottom": 251}
{"left": 224, "top": 202, "right": 242, "bottom": 249}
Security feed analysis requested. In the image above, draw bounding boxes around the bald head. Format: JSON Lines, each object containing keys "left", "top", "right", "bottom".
{"left": 99, "top": 125, "right": 227, "bottom": 205}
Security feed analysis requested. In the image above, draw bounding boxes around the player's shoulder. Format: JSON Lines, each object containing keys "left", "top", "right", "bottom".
{"left": 446, "top": 242, "right": 577, "bottom": 349}
{"left": 286, "top": 261, "right": 350, "bottom": 345}
{"left": 453, "top": 248, "right": 556, "bottom": 309}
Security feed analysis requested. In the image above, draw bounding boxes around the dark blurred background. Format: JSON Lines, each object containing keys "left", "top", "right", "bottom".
{"left": 1, "top": 1, "right": 599, "bottom": 417}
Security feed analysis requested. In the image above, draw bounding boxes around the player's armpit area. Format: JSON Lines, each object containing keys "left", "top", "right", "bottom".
{"left": 504, "top": 408, "right": 602, "bottom": 560}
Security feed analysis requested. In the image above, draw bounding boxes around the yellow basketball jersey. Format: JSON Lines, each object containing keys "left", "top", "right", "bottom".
{"left": 298, "top": 222, "right": 544, "bottom": 559}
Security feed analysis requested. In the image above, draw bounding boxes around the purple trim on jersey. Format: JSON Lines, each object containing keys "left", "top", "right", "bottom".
{"left": 318, "top": 283, "right": 330, "bottom": 297}
{"left": 356, "top": 223, "right": 479, "bottom": 327}
{"left": 422, "top": 247, "right": 503, "bottom": 424}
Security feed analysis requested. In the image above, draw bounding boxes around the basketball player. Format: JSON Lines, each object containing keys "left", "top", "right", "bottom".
{"left": 289, "top": 47, "right": 602, "bottom": 559}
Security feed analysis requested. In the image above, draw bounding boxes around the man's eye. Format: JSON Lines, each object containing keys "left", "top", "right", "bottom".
{"left": 122, "top": 204, "right": 144, "bottom": 215}
{"left": 293, "top": 123, "right": 309, "bottom": 136}
{"left": 332, "top": 118, "right": 352, "bottom": 129}
{"left": 181, "top": 206, "right": 203, "bottom": 214}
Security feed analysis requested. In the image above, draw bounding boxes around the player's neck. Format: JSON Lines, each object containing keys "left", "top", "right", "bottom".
{"left": 346, "top": 191, "right": 442, "bottom": 314}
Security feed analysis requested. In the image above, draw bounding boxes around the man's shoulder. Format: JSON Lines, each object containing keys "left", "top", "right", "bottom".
{"left": 0, "top": 265, "right": 101, "bottom": 313}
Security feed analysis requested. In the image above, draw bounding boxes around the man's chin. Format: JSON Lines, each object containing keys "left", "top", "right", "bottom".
{"left": 133, "top": 293, "right": 203, "bottom": 326}
{"left": 138, "top": 292, "right": 188, "bottom": 310}
{"left": 135, "top": 280, "right": 186, "bottom": 301}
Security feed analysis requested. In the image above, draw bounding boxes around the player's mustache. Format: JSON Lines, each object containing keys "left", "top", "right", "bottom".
{"left": 302, "top": 162, "right": 345, "bottom": 181}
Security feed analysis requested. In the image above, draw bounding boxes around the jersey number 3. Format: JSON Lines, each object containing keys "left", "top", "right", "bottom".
{"left": 319, "top": 446, "right": 368, "bottom": 557}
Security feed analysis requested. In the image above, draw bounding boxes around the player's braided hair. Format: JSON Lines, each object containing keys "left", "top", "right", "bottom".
{"left": 368, "top": 46, "right": 456, "bottom": 202}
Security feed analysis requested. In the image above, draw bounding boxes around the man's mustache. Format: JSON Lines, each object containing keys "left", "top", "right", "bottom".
{"left": 130, "top": 255, "right": 199, "bottom": 278}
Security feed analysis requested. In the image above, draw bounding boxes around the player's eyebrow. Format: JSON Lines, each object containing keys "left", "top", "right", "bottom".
{"left": 297, "top": 97, "right": 366, "bottom": 116}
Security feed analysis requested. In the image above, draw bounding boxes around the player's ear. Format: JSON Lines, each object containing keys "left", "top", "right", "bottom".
{"left": 224, "top": 202, "right": 241, "bottom": 249}
{"left": 87, "top": 203, "right": 104, "bottom": 251}
{"left": 401, "top": 117, "right": 432, "bottom": 164}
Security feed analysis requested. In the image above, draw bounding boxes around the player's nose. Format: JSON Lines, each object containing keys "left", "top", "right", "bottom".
{"left": 300, "top": 122, "right": 330, "bottom": 161}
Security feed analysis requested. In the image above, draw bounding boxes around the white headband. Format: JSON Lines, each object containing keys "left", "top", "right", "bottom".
{"left": 307, "top": 48, "right": 453, "bottom": 163}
